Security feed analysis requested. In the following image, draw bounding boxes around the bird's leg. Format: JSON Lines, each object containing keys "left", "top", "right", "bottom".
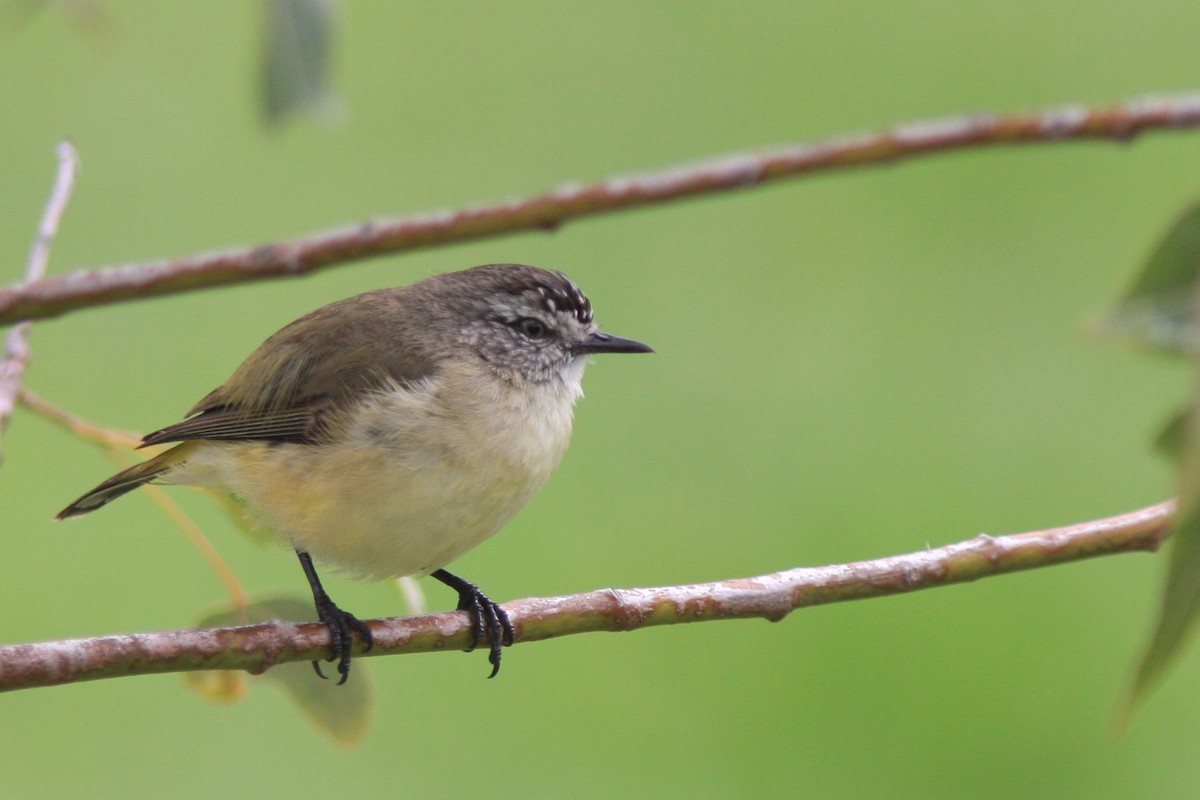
{"left": 296, "top": 549, "right": 373, "bottom": 685}
{"left": 431, "top": 569, "right": 514, "bottom": 678}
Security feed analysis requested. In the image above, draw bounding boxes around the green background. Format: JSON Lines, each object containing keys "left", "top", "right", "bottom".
{"left": 2, "top": 2, "right": 1199, "bottom": 797}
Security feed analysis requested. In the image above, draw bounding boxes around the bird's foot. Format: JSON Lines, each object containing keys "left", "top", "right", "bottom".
{"left": 431, "top": 569, "right": 514, "bottom": 678}
{"left": 311, "top": 594, "right": 374, "bottom": 685}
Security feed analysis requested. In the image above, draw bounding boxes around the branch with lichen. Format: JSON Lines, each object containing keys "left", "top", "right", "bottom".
{"left": 0, "top": 501, "right": 1173, "bottom": 692}
{"left": 4, "top": 93, "right": 1200, "bottom": 326}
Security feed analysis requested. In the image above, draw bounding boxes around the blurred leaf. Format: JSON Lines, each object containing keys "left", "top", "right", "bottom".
{"left": 188, "top": 596, "right": 375, "bottom": 746}
{"left": 260, "top": 0, "right": 339, "bottom": 126}
{"left": 1124, "top": 399, "right": 1200, "bottom": 722}
{"left": 263, "top": 659, "right": 375, "bottom": 747}
{"left": 181, "top": 668, "right": 249, "bottom": 704}
{"left": 1124, "top": 508, "right": 1200, "bottom": 721}
{"left": 1112, "top": 202, "right": 1200, "bottom": 723}
{"left": 1100, "top": 200, "right": 1200, "bottom": 355}
{"left": 1155, "top": 406, "right": 1190, "bottom": 463}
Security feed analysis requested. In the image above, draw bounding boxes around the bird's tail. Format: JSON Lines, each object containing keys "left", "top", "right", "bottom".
{"left": 56, "top": 443, "right": 193, "bottom": 520}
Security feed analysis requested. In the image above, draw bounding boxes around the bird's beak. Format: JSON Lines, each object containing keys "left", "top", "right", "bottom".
{"left": 573, "top": 331, "right": 655, "bottom": 356}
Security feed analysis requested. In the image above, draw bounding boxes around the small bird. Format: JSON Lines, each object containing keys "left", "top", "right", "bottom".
{"left": 58, "top": 264, "right": 652, "bottom": 683}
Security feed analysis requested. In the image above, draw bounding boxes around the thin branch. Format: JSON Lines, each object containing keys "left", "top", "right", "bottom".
{"left": 18, "top": 388, "right": 250, "bottom": 610}
{"left": 4, "top": 93, "right": 1200, "bottom": 326}
{"left": 135, "top": 482, "right": 251, "bottom": 613}
{"left": 0, "top": 500, "right": 1173, "bottom": 692}
{"left": 17, "top": 386, "right": 140, "bottom": 449}
{"left": 0, "top": 142, "right": 78, "bottom": 454}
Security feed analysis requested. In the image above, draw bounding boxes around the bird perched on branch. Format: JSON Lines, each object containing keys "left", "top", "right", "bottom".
{"left": 59, "top": 264, "right": 652, "bottom": 683}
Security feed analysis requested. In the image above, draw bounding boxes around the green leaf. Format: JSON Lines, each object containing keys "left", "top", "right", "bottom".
{"left": 1122, "top": 506, "right": 1200, "bottom": 723}
{"left": 1100, "top": 200, "right": 1200, "bottom": 356}
{"left": 1155, "top": 406, "right": 1190, "bottom": 463}
{"left": 260, "top": 0, "right": 340, "bottom": 126}
{"left": 186, "top": 597, "right": 375, "bottom": 746}
{"left": 1123, "top": 400, "right": 1200, "bottom": 723}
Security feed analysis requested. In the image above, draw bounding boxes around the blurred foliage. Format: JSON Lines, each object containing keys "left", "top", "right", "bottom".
{"left": 1102, "top": 201, "right": 1200, "bottom": 356}
{"left": 1105, "top": 202, "right": 1200, "bottom": 720}
{"left": 188, "top": 597, "right": 375, "bottom": 746}
{"left": 260, "top": 0, "right": 338, "bottom": 126}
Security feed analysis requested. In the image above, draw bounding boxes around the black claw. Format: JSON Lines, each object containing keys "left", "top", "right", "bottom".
{"left": 312, "top": 594, "right": 374, "bottom": 685}
{"left": 297, "top": 550, "right": 372, "bottom": 685}
{"left": 431, "top": 569, "right": 514, "bottom": 678}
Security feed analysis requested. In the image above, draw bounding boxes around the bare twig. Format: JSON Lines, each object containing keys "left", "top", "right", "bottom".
{"left": 19, "top": 388, "right": 250, "bottom": 610}
{"left": 0, "top": 142, "right": 78, "bottom": 454}
{"left": 138, "top": 482, "right": 252, "bottom": 613}
{"left": 17, "top": 386, "right": 140, "bottom": 450}
{"left": 0, "top": 500, "right": 1173, "bottom": 692}
{"left": 3, "top": 93, "right": 1200, "bottom": 326}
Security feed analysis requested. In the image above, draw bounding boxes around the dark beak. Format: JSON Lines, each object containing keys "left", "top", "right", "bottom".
{"left": 573, "top": 331, "right": 654, "bottom": 356}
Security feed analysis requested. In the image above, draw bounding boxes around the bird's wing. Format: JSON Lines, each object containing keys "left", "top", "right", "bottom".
{"left": 141, "top": 289, "right": 438, "bottom": 447}
{"left": 140, "top": 407, "right": 325, "bottom": 446}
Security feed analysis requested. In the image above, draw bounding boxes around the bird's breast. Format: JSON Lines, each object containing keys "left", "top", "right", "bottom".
{"left": 184, "top": 369, "right": 583, "bottom": 580}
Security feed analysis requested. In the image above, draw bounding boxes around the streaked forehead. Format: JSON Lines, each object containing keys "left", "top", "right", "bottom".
{"left": 532, "top": 271, "right": 593, "bottom": 324}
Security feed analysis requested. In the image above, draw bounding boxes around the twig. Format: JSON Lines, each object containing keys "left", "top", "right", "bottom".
{"left": 17, "top": 386, "right": 140, "bottom": 449}
{"left": 137, "top": 484, "right": 251, "bottom": 614}
{"left": 0, "top": 142, "right": 78, "bottom": 454}
{"left": 0, "top": 500, "right": 1173, "bottom": 692}
{"left": 19, "top": 388, "right": 250, "bottom": 610}
{"left": 3, "top": 93, "right": 1200, "bottom": 326}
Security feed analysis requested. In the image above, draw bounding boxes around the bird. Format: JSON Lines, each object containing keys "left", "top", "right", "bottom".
{"left": 57, "top": 263, "right": 652, "bottom": 683}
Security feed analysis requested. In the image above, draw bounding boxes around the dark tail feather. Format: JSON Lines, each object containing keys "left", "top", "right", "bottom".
{"left": 56, "top": 445, "right": 187, "bottom": 519}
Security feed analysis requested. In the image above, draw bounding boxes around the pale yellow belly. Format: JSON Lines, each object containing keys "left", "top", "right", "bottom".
{"left": 165, "top": 372, "right": 578, "bottom": 580}
{"left": 171, "top": 437, "right": 554, "bottom": 580}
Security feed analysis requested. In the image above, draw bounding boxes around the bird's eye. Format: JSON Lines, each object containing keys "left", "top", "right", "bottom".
{"left": 515, "top": 317, "right": 548, "bottom": 339}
